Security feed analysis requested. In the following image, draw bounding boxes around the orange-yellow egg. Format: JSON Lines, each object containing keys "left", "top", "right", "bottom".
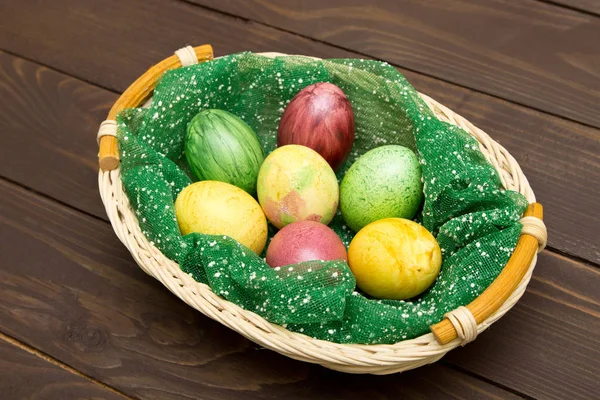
{"left": 348, "top": 218, "right": 441, "bottom": 300}
{"left": 175, "top": 181, "right": 268, "bottom": 254}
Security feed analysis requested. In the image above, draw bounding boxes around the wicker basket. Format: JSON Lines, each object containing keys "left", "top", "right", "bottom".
{"left": 97, "top": 45, "right": 547, "bottom": 374}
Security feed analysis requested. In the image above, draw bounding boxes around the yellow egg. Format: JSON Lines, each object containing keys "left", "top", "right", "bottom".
{"left": 175, "top": 181, "right": 268, "bottom": 254}
{"left": 348, "top": 218, "right": 441, "bottom": 300}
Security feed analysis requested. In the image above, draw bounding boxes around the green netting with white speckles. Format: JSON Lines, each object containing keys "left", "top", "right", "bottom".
{"left": 116, "top": 53, "right": 528, "bottom": 344}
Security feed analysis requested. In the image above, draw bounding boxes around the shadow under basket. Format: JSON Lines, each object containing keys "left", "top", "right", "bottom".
{"left": 97, "top": 44, "right": 548, "bottom": 374}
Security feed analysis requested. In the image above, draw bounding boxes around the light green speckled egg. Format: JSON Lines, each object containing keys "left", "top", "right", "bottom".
{"left": 340, "top": 145, "right": 423, "bottom": 232}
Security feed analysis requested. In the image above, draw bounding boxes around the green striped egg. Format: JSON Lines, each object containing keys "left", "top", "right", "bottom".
{"left": 185, "top": 109, "right": 264, "bottom": 194}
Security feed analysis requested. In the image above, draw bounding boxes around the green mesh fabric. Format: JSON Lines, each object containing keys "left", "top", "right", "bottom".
{"left": 116, "top": 52, "right": 528, "bottom": 344}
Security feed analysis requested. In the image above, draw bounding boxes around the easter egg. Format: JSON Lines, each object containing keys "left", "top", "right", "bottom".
{"left": 266, "top": 221, "right": 347, "bottom": 268}
{"left": 278, "top": 82, "right": 355, "bottom": 171}
{"left": 340, "top": 145, "right": 423, "bottom": 232}
{"left": 185, "top": 109, "right": 264, "bottom": 194}
{"left": 175, "top": 181, "right": 268, "bottom": 254}
{"left": 348, "top": 218, "right": 441, "bottom": 300}
{"left": 257, "top": 145, "right": 339, "bottom": 229}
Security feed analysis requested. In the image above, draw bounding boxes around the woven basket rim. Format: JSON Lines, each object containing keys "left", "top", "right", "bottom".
{"left": 98, "top": 50, "right": 539, "bottom": 374}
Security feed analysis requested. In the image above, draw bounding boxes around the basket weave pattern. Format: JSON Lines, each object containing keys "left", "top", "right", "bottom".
{"left": 98, "top": 61, "right": 539, "bottom": 373}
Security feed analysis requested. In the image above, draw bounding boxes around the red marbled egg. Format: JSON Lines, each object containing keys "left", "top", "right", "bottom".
{"left": 277, "top": 82, "right": 355, "bottom": 171}
{"left": 266, "top": 221, "right": 347, "bottom": 268}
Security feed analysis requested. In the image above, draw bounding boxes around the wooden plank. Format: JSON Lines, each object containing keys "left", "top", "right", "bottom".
{"left": 0, "top": 52, "right": 115, "bottom": 220}
{"left": 550, "top": 0, "right": 600, "bottom": 15}
{"left": 446, "top": 251, "right": 600, "bottom": 400}
{"left": 0, "top": 0, "right": 360, "bottom": 93}
{"left": 0, "top": 178, "right": 523, "bottom": 400}
{"left": 3, "top": 9, "right": 597, "bottom": 396}
{"left": 190, "top": 0, "right": 600, "bottom": 129}
{"left": 0, "top": 336, "right": 126, "bottom": 400}
{"left": 1, "top": 3, "right": 599, "bottom": 264}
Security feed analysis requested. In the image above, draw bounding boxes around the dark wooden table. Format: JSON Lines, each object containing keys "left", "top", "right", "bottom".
{"left": 1, "top": 1, "right": 599, "bottom": 399}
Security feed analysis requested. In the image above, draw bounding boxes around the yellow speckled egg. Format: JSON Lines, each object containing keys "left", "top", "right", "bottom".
{"left": 257, "top": 145, "right": 339, "bottom": 229}
{"left": 175, "top": 181, "right": 268, "bottom": 254}
{"left": 348, "top": 218, "right": 441, "bottom": 300}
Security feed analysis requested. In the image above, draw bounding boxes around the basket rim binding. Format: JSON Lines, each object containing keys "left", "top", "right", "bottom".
{"left": 97, "top": 46, "right": 547, "bottom": 374}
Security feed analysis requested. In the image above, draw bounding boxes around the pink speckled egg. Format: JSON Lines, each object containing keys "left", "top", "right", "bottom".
{"left": 266, "top": 221, "right": 347, "bottom": 268}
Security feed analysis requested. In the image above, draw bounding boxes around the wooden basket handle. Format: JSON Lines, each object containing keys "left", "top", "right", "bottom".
{"left": 430, "top": 202, "right": 545, "bottom": 344}
{"left": 98, "top": 45, "right": 214, "bottom": 171}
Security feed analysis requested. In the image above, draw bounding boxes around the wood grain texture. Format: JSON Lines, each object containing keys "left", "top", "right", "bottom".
{"left": 1, "top": 0, "right": 599, "bottom": 262}
{"left": 0, "top": 0, "right": 361, "bottom": 93}
{"left": 0, "top": 178, "right": 522, "bottom": 400}
{"left": 191, "top": 0, "right": 600, "bottom": 128}
{"left": 0, "top": 3, "right": 598, "bottom": 396}
{"left": 551, "top": 0, "right": 600, "bottom": 15}
{"left": 0, "top": 52, "right": 115, "bottom": 219}
{"left": 446, "top": 251, "right": 600, "bottom": 400}
{"left": 0, "top": 338, "right": 126, "bottom": 400}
